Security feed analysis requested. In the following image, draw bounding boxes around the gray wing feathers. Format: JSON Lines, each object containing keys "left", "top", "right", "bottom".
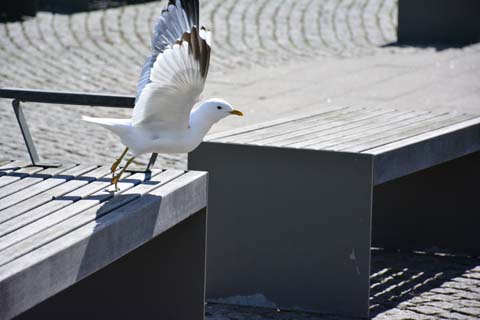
{"left": 135, "top": 0, "right": 199, "bottom": 101}
{"left": 136, "top": 56, "right": 155, "bottom": 99}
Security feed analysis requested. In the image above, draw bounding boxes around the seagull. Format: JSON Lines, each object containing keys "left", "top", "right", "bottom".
{"left": 83, "top": 0, "right": 243, "bottom": 191}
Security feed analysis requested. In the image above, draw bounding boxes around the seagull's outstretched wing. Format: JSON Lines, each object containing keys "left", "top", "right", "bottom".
{"left": 132, "top": 27, "right": 211, "bottom": 131}
{"left": 135, "top": 0, "right": 199, "bottom": 101}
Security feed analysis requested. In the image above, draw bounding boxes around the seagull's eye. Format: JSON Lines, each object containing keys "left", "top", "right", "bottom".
{"left": 217, "top": 106, "right": 222, "bottom": 110}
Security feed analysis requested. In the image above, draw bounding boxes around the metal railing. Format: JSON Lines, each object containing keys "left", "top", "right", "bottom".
{"left": 0, "top": 88, "right": 158, "bottom": 170}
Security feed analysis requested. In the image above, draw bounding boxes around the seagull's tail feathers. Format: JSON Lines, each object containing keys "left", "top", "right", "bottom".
{"left": 81, "top": 116, "right": 132, "bottom": 137}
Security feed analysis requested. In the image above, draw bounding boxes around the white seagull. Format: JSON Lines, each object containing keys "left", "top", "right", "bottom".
{"left": 83, "top": 0, "right": 243, "bottom": 190}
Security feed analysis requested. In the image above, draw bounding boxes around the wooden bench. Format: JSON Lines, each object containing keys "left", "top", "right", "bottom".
{"left": 188, "top": 106, "right": 480, "bottom": 317}
{"left": 0, "top": 161, "right": 207, "bottom": 320}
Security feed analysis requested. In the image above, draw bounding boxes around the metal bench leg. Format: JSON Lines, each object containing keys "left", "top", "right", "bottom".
{"left": 146, "top": 153, "right": 158, "bottom": 171}
{"left": 15, "top": 211, "right": 207, "bottom": 320}
{"left": 12, "top": 99, "right": 59, "bottom": 168}
{"left": 12, "top": 99, "right": 40, "bottom": 166}
{"left": 189, "top": 143, "right": 374, "bottom": 318}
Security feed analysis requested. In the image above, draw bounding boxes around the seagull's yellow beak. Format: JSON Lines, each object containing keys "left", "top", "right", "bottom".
{"left": 229, "top": 109, "right": 244, "bottom": 116}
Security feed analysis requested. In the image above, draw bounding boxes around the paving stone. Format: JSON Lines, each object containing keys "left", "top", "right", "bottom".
{"left": 404, "top": 305, "right": 447, "bottom": 316}
{"left": 456, "top": 299, "right": 480, "bottom": 308}
{"left": 372, "top": 307, "right": 426, "bottom": 320}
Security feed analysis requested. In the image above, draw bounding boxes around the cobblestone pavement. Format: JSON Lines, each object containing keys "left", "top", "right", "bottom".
{"left": 1, "top": 2, "right": 480, "bottom": 318}
{"left": 0, "top": 0, "right": 401, "bottom": 168}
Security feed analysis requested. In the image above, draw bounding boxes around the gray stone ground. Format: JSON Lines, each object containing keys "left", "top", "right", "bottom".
{"left": 1, "top": 0, "right": 480, "bottom": 319}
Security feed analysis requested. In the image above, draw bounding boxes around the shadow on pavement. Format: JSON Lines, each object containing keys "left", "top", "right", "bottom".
{"left": 370, "top": 248, "right": 480, "bottom": 316}
{"left": 382, "top": 41, "right": 478, "bottom": 52}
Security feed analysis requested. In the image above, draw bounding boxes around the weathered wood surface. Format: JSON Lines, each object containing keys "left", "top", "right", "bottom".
{"left": 0, "top": 161, "right": 30, "bottom": 178}
{"left": 205, "top": 108, "right": 480, "bottom": 184}
{"left": 0, "top": 163, "right": 207, "bottom": 320}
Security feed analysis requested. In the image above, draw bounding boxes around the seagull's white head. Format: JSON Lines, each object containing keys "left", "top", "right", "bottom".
{"left": 196, "top": 98, "right": 243, "bottom": 123}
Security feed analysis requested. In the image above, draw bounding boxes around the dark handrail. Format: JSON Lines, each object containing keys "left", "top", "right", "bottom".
{"left": 0, "top": 88, "right": 157, "bottom": 170}
{"left": 0, "top": 88, "right": 135, "bottom": 108}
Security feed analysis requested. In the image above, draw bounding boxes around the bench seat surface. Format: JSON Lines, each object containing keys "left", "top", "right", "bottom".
{"left": 0, "top": 161, "right": 207, "bottom": 319}
{"left": 206, "top": 107, "right": 480, "bottom": 184}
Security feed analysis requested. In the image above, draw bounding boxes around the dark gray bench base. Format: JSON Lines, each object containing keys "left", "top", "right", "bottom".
{"left": 190, "top": 143, "right": 373, "bottom": 317}
{"left": 398, "top": 0, "right": 480, "bottom": 44}
{"left": 190, "top": 145, "right": 480, "bottom": 318}
{"left": 374, "top": 151, "right": 480, "bottom": 254}
{"left": 15, "top": 211, "right": 206, "bottom": 320}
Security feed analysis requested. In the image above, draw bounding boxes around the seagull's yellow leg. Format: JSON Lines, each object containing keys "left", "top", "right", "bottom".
{"left": 112, "top": 156, "right": 135, "bottom": 192}
{"left": 110, "top": 147, "right": 129, "bottom": 178}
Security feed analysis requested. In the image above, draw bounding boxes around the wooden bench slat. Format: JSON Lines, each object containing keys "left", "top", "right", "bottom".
{"left": 246, "top": 108, "right": 397, "bottom": 146}
{"left": 0, "top": 164, "right": 96, "bottom": 206}
{"left": 0, "top": 170, "right": 184, "bottom": 267}
{"left": 0, "top": 166, "right": 45, "bottom": 189}
{"left": 0, "top": 166, "right": 110, "bottom": 236}
{"left": 0, "top": 160, "right": 10, "bottom": 167}
{"left": 261, "top": 108, "right": 414, "bottom": 147}
{"left": 371, "top": 117, "right": 480, "bottom": 184}
{"left": 367, "top": 116, "right": 480, "bottom": 155}
{"left": 216, "top": 107, "right": 363, "bottom": 144}
{"left": 344, "top": 113, "right": 476, "bottom": 153}
{"left": 0, "top": 169, "right": 132, "bottom": 238}
{"left": 0, "top": 164, "right": 78, "bottom": 200}
{"left": 0, "top": 161, "right": 30, "bottom": 178}
{"left": 304, "top": 110, "right": 443, "bottom": 150}
{"left": 305, "top": 112, "right": 455, "bottom": 151}
{"left": 280, "top": 109, "right": 425, "bottom": 149}
{"left": 0, "top": 164, "right": 84, "bottom": 211}
{"left": 0, "top": 170, "right": 158, "bottom": 255}
{"left": 0, "top": 166, "right": 108, "bottom": 219}
{"left": 0, "top": 171, "right": 207, "bottom": 320}
{"left": 205, "top": 106, "right": 347, "bottom": 141}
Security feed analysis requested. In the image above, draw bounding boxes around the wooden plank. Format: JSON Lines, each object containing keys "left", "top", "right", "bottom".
{"left": 0, "top": 166, "right": 108, "bottom": 234}
{"left": 0, "top": 170, "right": 163, "bottom": 254}
{"left": 306, "top": 112, "right": 454, "bottom": 151}
{"left": 247, "top": 108, "right": 395, "bottom": 146}
{"left": 305, "top": 110, "right": 439, "bottom": 150}
{"left": 0, "top": 166, "right": 108, "bottom": 221}
{"left": 0, "top": 160, "right": 10, "bottom": 167}
{"left": 368, "top": 116, "right": 480, "bottom": 155}
{"left": 371, "top": 117, "right": 480, "bottom": 184}
{"left": 0, "top": 164, "right": 78, "bottom": 211}
{"left": 0, "top": 166, "right": 44, "bottom": 189}
{"left": 0, "top": 171, "right": 207, "bottom": 320}
{"left": 217, "top": 107, "right": 363, "bottom": 144}
{"left": 342, "top": 113, "right": 476, "bottom": 153}
{"left": 0, "top": 165, "right": 96, "bottom": 212}
{"left": 278, "top": 109, "right": 417, "bottom": 149}
{"left": 0, "top": 164, "right": 77, "bottom": 199}
{"left": 0, "top": 169, "right": 184, "bottom": 266}
{"left": 206, "top": 106, "right": 347, "bottom": 141}
{"left": 0, "top": 161, "right": 30, "bottom": 177}
{"left": 0, "top": 169, "right": 134, "bottom": 233}
{"left": 261, "top": 108, "right": 407, "bottom": 147}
